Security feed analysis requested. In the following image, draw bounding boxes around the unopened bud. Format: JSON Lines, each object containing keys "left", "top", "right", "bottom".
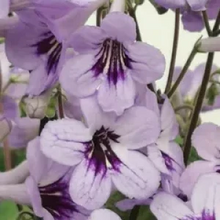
{"left": 23, "top": 92, "right": 51, "bottom": 119}
{"left": 198, "top": 37, "right": 220, "bottom": 52}
{"left": 0, "top": 115, "right": 12, "bottom": 141}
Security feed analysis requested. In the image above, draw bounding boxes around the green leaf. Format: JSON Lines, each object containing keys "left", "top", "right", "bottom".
{"left": 0, "top": 201, "right": 18, "bottom": 220}
{"left": 137, "top": 206, "right": 156, "bottom": 220}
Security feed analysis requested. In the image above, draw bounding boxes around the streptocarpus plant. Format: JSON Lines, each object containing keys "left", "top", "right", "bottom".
{"left": 0, "top": 0, "right": 220, "bottom": 219}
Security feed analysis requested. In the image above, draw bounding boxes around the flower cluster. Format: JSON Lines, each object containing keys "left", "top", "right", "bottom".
{"left": 0, "top": 0, "right": 220, "bottom": 220}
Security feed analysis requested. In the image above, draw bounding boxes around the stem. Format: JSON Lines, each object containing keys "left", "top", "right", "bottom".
{"left": 213, "top": 10, "right": 220, "bottom": 32}
{"left": 174, "top": 105, "right": 193, "bottom": 112}
{"left": 96, "top": 7, "right": 103, "bottom": 26}
{"left": 164, "top": 9, "right": 180, "bottom": 93}
{"left": 57, "top": 86, "right": 64, "bottom": 119}
{"left": 3, "top": 139, "right": 12, "bottom": 170}
{"left": 183, "top": 52, "right": 214, "bottom": 164}
{"left": 213, "top": 29, "right": 220, "bottom": 37}
{"left": 128, "top": 8, "right": 142, "bottom": 41}
{"left": 129, "top": 205, "right": 140, "bottom": 220}
{"left": 167, "top": 47, "right": 197, "bottom": 98}
{"left": 202, "top": 11, "right": 212, "bottom": 36}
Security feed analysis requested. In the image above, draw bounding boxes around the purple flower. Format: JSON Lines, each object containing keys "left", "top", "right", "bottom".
{"left": 40, "top": 96, "right": 161, "bottom": 210}
{"left": 5, "top": 0, "right": 107, "bottom": 96}
{"left": 26, "top": 137, "right": 89, "bottom": 220}
{"left": 151, "top": 173, "right": 220, "bottom": 220}
{"left": 60, "top": 12, "right": 165, "bottom": 115}
{"left": 89, "top": 209, "right": 121, "bottom": 220}
{"left": 173, "top": 64, "right": 220, "bottom": 112}
{"left": 181, "top": 0, "right": 220, "bottom": 32}
{"left": 154, "top": 0, "right": 208, "bottom": 10}
{"left": 137, "top": 88, "right": 184, "bottom": 192}
{"left": 180, "top": 123, "right": 220, "bottom": 197}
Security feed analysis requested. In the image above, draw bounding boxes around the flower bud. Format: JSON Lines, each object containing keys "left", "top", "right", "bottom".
{"left": 23, "top": 92, "right": 51, "bottom": 119}
{"left": 0, "top": 114, "right": 12, "bottom": 141}
{"left": 198, "top": 37, "right": 220, "bottom": 52}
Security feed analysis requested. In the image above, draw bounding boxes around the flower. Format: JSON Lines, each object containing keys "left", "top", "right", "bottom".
{"left": 180, "top": 123, "right": 220, "bottom": 197}
{"left": 151, "top": 173, "right": 220, "bottom": 220}
{"left": 89, "top": 209, "right": 121, "bottom": 220}
{"left": 154, "top": 0, "right": 208, "bottom": 10}
{"left": 138, "top": 89, "right": 184, "bottom": 193}
{"left": 60, "top": 12, "right": 165, "bottom": 115}
{"left": 5, "top": 0, "right": 107, "bottom": 96}
{"left": 40, "top": 96, "right": 161, "bottom": 210}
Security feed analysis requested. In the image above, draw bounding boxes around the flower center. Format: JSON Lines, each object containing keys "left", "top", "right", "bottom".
{"left": 39, "top": 175, "right": 80, "bottom": 220}
{"left": 92, "top": 39, "right": 132, "bottom": 85}
{"left": 32, "top": 32, "right": 62, "bottom": 75}
{"left": 85, "top": 126, "right": 121, "bottom": 174}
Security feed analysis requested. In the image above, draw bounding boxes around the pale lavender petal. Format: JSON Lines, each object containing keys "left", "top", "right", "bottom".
{"left": 89, "top": 209, "right": 121, "bottom": 220}
{"left": 69, "top": 159, "right": 112, "bottom": 210}
{"left": 154, "top": 0, "right": 186, "bottom": 9}
{"left": 97, "top": 73, "right": 136, "bottom": 115}
{"left": 9, "top": 117, "right": 40, "bottom": 148}
{"left": 114, "top": 107, "right": 160, "bottom": 149}
{"left": 191, "top": 173, "right": 220, "bottom": 218}
{"left": 2, "top": 95, "right": 19, "bottom": 120}
{"left": 116, "top": 198, "right": 151, "bottom": 211}
{"left": 111, "top": 148, "right": 160, "bottom": 200}
{"left": 150, "top": 192, "right": 193, "bottom": 220}
{"left": 125, "top": 41, "right": 165, "bottom": 84}
{"left": 207, "top": 0, "right": 220, "bottom": 19}
{"left": 60, "top": 54, "right": 102, "bottom": 98}
{"left": 0, "top": 114, "right": 12, "bottom": 141}
{"left": 70, "top": 26, "right": 107, "bottom": 53}
{"left": 100, "top": 12, "right": 136, "bottom": 42}
{"left": 186, "top": 0, "right": 208, "bottom": 11}
{"left": 180, "top": 161, "right": 215, "bottom": 197}
{"left": 160, "top": 97, "right": 179, "bottom": 140}
{"left": 192, "top": 123, "right": 220, "bottom": 161}
{"left": 181, "top": 11, "right": 204, "bottom": 32}
{"left": 40, "top": 119, "right": 92, "bottom": 166}
{"left": 80, "top": 96, "right": 116, "bottom": 132}
{"left": 0, "top": 0, "right": 9, "bottom": 18}
{"left": 25, "top": 177, "right": 44, "bottom": 217}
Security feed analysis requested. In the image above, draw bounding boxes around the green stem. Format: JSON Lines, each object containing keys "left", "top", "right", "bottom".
{"left": 57, "top": 86, "right": 64, "bottom": 119}
{"left": 183, "top": 52, "right": 214, "bottom": 164}
{"left": 167, "top": 47, "right": 197, "bottom": 98}
{"left": 129, "top": 205, "right": 140, "bottom": 220}
{"left": 174, "top": 105, "right": 193, "bottom": 112}
{"left": 213, "top": 10, "right": 220, "bottom": 32}
{"left": 202, "top": 11, "right": 212, "bottom": 36}
{"left": 165, "top": 9, "right": 180, "bottom": 93}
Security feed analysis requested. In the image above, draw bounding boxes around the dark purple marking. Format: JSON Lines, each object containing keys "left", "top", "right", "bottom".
{"left": 161, "top": 152, "right": 175, "bottom": 171}
{"left": 202, "top": 210, "right": 215, "bottom": 220}
{"left": 85, "top": 126, "right": 121, "bottom": 175}
{"left": 32, "top": 32, "right": 62, "bottom": 75}
{"left": 92, "top": 39, "right": 132, "bottom": 85}
{"left": 39, "top": 173, "right": 82, "bottom": 220}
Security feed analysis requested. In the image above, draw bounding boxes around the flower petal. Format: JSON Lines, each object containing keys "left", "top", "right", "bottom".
{"left": 150, "top": 192, "right": 193, "bottom": 220}
{"left": 181, "top": 11, "right": 204, "bottom": 32}
{"left": 80, "top": 96, "right": 116, "bottom": 132}
{"left": 154, "top": 0, "right": 185, "bottom": 9}
{"left": 97, "top": 73, "right": 135, "bottom": 115}
{"left": 191, "top": 173, "right": 220, "bottom": 218}
{"left": 2, "top": 95, "right": 19, "bottom": 120}
{"left": 100, "top": 12, "right": 136, "bottom": 42}
{"left": 70, "top": 26, "right": 107, "bottom": 53}
{"left": 0, "top": 0, "right": 9, "bottom": 18}
{"left": 192, "top": 123, "right": 220, "bottom": 161}
{"left": 111, "top": 148, "right": 160, "bottom": 200}
{"left": 69, "top": 159, "right": 112, "bottom": 210}
{"left": 40, "top": 119, "right": 92, "bottom": 166}
{"left": 126, "top": 41, "right": 165, "bottom": 84}
{"left": 89, "top": 209, "right": 121, "bottom": 220}
{"left": 60, "top": 54, "right": 102, "bottom": 97}
{"left": 186, "top": 0, "right": 208, "bottom": 11}
{"left": 179, "top": 161, "right": 215, "bottom": 197}
{"left": 114, "top": 106, "right": 160, "bottom": 149}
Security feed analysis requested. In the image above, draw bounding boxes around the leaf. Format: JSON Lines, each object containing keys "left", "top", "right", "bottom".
{"left": 137, "top": 206, "right": 156, "bottom": 220}
{"left": 0, "top": 201, "right": 18, "bottom": 220}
